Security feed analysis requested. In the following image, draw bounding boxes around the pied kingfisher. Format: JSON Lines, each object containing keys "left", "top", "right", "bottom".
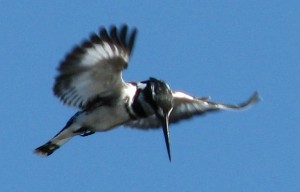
{"left": 34, "top": 24, "right": 259, "bottom": 161}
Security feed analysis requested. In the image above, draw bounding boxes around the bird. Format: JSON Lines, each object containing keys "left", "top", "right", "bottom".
{"left": 34, "top": 24, "right": 259, "bottom": 161}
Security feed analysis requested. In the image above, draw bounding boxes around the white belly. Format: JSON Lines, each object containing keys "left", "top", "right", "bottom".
{"left": 74, "top": 84, "right": 137, "bottom": 132}
{"left": 75, "top": 103, "right": 131, "bottom": 132}
{"left": 72, "top": 84, "right": 137, "bottom": 132}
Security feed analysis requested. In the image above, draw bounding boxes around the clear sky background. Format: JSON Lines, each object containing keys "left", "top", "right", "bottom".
{"left": 1, "top": 1, "right": 299, "bottom": 191}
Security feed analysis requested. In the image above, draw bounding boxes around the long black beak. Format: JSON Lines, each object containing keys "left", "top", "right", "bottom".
{"left": 161, "top": 113, "right": 171, "bottom": 162}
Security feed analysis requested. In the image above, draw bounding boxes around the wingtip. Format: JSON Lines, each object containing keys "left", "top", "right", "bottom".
{"left": 235, "top": 91, "right": 261, "bottom": 109}
{"left": 249, "top": 91, "right": 261, "bottom": 105}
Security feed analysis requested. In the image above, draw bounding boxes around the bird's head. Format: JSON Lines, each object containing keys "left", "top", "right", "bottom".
{"left": 143, "top": 77, "right": 174, "bottom": 161}
{"left": 150, "top": 78, "right": 173, "bottom": 114}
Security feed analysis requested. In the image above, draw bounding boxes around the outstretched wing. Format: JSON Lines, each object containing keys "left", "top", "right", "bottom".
{"left": 125, "top": 92, "right": 259, "bottom": 129}
{"left": 53, "top": 25, "right": 137, "bottom": 109}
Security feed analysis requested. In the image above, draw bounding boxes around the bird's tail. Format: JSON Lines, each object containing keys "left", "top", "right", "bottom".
{"left": 34, "top": 111, "right": 90, "bottom": 157}
{"left": 34, "top": 136, "right": 72, "bottom": 157}
{"left": 34, "top": 123, "right": 77, "bottom": 157}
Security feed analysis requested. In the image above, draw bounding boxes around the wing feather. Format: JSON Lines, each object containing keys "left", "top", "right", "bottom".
{"left": 126, "top": 92, "right": 259, "bottom": 130}
{"left": 53, "top": 25, "right": 137, "bottom": 109}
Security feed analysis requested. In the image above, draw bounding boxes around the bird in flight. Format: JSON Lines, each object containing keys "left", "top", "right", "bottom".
{"left": 34, "top": 24, "right": 259, "bottom": 161}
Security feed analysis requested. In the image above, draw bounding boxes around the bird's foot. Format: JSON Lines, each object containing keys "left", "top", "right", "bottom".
{"left": 73, "top": 127, "right": 95, "bottom": 137}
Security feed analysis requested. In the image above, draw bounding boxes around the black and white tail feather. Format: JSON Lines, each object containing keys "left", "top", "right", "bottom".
{"left": 34, "top": 24, "right": 260, "bottom": 160}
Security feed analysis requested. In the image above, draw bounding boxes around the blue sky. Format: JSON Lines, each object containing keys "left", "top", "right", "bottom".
{"left": 1, "top": 1, "right": 300, "bottom": 191}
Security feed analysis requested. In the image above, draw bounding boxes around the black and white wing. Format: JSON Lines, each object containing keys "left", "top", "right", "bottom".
{"left": 54, "top": 25, "right": 137, "bottom": 109}
{"left": 126, "top": 92, "right": 259, "bottom": 129}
